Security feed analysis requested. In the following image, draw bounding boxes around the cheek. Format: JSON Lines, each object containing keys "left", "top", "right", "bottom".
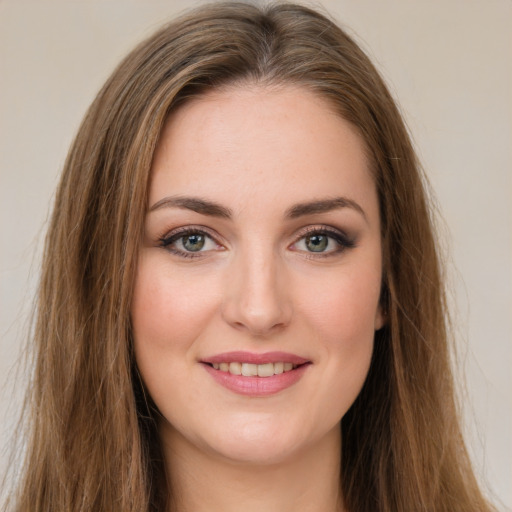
{"left": 296, "top": 263, "right": 381, "bottom": 414}
{"left": 130, "top": 253, "right": 219, "bottom": 364}
{"left": 318, "top": 280, "right": 377, "bottom": 377}
{"left": 302, "top": 264, "right": 382, "bottom": 346}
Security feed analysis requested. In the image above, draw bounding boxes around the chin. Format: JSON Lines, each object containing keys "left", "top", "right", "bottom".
{"left": 193, "top": 413, "right": 327, "bottom": 467}
{"left": 208, "top": 437, "right": 302, "bottom": 467}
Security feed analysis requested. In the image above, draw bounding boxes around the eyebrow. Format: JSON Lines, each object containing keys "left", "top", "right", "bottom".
{"left": 148, "top": 195, "right": 367, "bottom": 222}
{"left": 149, "top": 196, "right": 232, "bottom": 218}
{"left": 285, "top": 197, "right": 368, "bottom": 222}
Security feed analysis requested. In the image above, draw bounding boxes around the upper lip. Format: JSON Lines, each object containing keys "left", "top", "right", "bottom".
{"left": 201, "top": 351, "right": 310, "bottom": 365}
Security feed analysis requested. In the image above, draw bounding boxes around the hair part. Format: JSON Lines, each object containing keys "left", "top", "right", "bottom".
{"left": 9, "top": 2, "right": 494, "bottom": 511}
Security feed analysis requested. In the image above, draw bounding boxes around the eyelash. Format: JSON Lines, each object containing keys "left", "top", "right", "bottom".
{"left": 293, "top": 225, "right": 356, "bottom": 258}
{"left": 158, "top": 226, "right": 221, "bottom": 259}
{"left": 158, "top": 225, "right": 356, "bottom": 259}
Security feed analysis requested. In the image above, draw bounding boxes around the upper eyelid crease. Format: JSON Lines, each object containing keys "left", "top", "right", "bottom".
{"left": 159, "top": 229, "right": 220, "bottom": 257}
{"left": 148, "top": 195, "right": 367, "bottom": 223}
{"left": 159, "top": 226, "right": 219, "bottom": 243}
{"left": 160, "top": 226, "right": 354, "bottom": 258}
{"left": 294, "top": 227, "right": 356, "bottom": 247}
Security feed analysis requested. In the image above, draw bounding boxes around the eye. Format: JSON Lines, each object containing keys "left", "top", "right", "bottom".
{"left": 179, "top": 233, "right": 208, "bottom": 252}
{"left": 291, "top": 227, "right": 355, "bottom": 256}
{"left": 302, "top": 233, "right": 330, "bottom": 252}
{"left": 159, "top": 228, "right": 222, "bottom": 258}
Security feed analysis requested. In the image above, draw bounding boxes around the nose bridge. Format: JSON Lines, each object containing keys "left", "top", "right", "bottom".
{"left": 222, "top": 239, "right": 291, "bottom": 335}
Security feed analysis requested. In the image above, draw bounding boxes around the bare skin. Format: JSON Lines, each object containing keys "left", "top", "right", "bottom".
{"left": 131, "top": 85, "right": 382, "bottom": 511}
{"left": 164, "top": 421, "right": 343, "bottom": 512}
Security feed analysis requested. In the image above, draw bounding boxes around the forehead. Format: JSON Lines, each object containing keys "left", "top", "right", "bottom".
{"left": 149, "top": 85, "right": 377, "bottom": 220}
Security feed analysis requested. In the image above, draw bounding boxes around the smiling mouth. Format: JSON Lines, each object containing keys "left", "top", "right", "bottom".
{"left": 207, "top": 361, "right": 302, "bottom": 377}
{"left": 201, "top": 353, "right": 311, "bottom": 395}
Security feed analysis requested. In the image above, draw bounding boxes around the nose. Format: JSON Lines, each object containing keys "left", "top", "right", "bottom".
{"left": 221, "top": 246, "right": 292, "bottom": 336}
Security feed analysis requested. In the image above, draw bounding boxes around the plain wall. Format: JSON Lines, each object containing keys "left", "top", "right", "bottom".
{"left": 1, "top": 0, "right": 510, "bottom": 508}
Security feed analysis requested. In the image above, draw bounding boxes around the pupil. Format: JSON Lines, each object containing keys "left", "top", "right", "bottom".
{"left": 306, "top": 234, "right": 328, "bottom": 252}
{"left": 183, "top": 234, "right": 205, "bottom": 251}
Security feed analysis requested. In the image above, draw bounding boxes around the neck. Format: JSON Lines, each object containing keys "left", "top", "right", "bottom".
{"left": 161, "top": 424, "right": 344, "bottom": 512}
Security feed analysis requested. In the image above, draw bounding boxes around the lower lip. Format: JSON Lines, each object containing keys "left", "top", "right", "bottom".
{"left": 202, "top": 363, "right": 310, "bottom": 396}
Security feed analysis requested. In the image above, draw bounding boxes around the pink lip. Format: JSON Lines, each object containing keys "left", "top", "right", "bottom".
{"left": 200, "top": 352, "right": 311, "bottom": 397}
{"left": 202, "top": 351, "right": 310, "bottom": 365}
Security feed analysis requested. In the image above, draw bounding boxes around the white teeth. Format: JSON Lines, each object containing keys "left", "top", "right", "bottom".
{"left": 257, "top": 363, "right": 274, "bottom": 377}
{"left": 241, "top": 363, "right": 258, "bottom": 376}
{"left": 212, "top": 361, "right": 298, "bottom": 377}
{"left": 229, "top": 362, "right": 242, "bottom": 375}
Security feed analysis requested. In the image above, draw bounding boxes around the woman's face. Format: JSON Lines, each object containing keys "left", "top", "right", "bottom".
{"left": 131, "top": 85, "right": 384, "bottom": 465}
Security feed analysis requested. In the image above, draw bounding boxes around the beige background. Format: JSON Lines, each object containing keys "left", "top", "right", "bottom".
{"left": 0, "top": 0, "right": 510, "bottom": 508}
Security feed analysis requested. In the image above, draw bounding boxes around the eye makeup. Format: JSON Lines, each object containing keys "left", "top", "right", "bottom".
{"left": 289, "top": 225, "right": 357, "bottom": 258}
{"left": 158, "top": 225, "right": 224, "bottom": 259}
{"left": 157, "top": 222, "right": 357, "bottom": 260}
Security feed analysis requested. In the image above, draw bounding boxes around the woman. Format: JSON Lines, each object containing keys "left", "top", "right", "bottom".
{"left": 5, "top": 2, "right": 495, "bottom": 511}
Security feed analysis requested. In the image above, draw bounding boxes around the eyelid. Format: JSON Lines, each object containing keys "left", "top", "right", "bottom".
{"left": 156, "top": 223, "right": 356, "bottom": 259}
{"left": 158, "top": 224, "right": 220, "bottom": 242}
{"left": 294, "top": 224, "right": 348, "bottom": 238}
{"left": 289, "top": 224, "right": 356, "bottom": 255}
{"left": 158, "top": 225, "right": 225, "bottom": 258}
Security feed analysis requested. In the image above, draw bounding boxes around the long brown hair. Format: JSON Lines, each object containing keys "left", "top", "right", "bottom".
{"left": 7, "top": 2, "right": 494, "bottom": 511}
